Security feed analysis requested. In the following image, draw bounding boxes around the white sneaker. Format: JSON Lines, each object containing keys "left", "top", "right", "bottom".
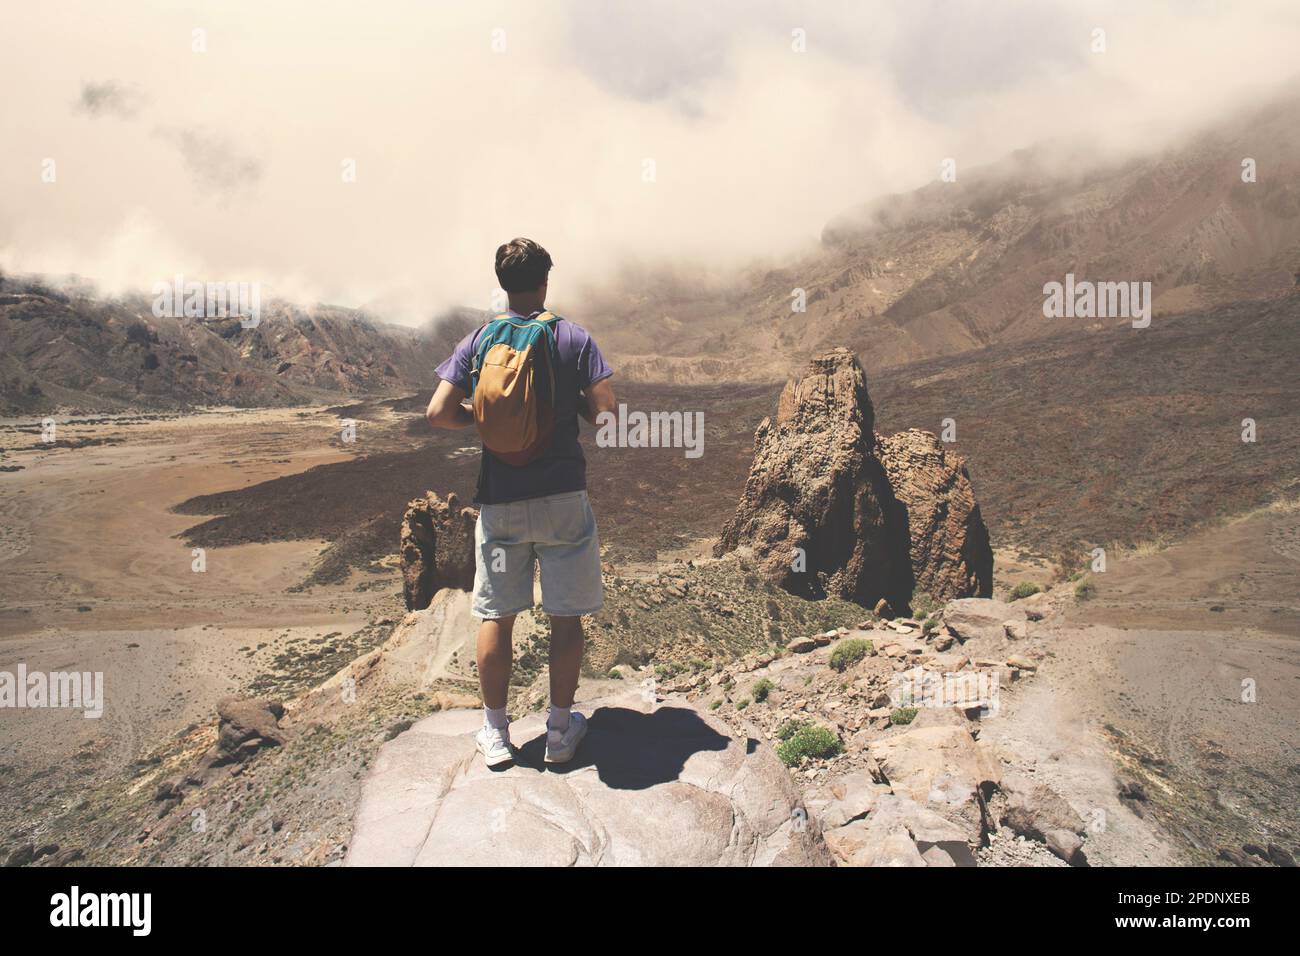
{"left": 544, "top": 711, "right": 587, "bottom": 764}
{"left": 476, "top": 724, "right": 515, "bottom": 767}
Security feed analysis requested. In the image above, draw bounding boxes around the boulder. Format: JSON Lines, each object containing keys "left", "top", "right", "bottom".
{"left": 822, "top": 793, "right": 975, "bottom": 867}
{"left": 194, "top": 697, "right": 286, "bottom": 776}
{"left": 943, "top": 598, "right": 1026, "bottom": 644}
{"left": 346, "top": 690, "right": 830, "bottom": 867}
{"left": 805, "top": 770, "right": 885, "bottom": 829}
{"left": 869, "top": 724, "right": 1000, "bottom": 845}
{"left": 715, "top": 348, "right": 992, "bottom": 609}
{"left": 400, "top": 492, "right": 478, "bottom": 611}
{"left": 993, "top": 774, "right": 1089, "bottom": 866}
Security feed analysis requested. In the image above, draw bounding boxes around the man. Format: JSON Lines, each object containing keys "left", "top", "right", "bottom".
{"left": 426, "top": 238, "right": 616, "bottom": 767}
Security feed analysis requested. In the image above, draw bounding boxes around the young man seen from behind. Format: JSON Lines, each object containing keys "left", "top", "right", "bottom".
{"left": 425, "top": 238, "right": 616, "bottom": 767}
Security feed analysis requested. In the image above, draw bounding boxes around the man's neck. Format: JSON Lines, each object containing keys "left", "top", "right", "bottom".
{"left": 506, "top": 297, "right": 545, "bottom": 317}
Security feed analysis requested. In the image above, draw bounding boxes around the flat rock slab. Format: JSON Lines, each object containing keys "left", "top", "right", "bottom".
{"left": 346, "top": 690, "right": 831, "bottom": 866}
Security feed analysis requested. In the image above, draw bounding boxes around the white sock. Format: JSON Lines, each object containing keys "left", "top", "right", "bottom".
{"left": 547, "top": 705, "right": 571, "bottom": 732}
{"left": 484, "top": 705, "right": 509, "bottom": 730}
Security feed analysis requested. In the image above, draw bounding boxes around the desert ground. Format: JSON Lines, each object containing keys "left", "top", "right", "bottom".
{"left": 1, "top": 398, "right": 1295, "bottom": 865}
{"left": 0, "top": 408, "right": 401, "bottom": 843}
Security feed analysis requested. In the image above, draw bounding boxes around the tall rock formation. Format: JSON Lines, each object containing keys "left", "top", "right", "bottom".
{"left": 877, "top": 429, "right": 993, "bottom": 603}
{"left": 400, "top": 492, "right": 478, "bottom": 611}
{"left": 716, "top": 348, "right": 992, "bottom": 607}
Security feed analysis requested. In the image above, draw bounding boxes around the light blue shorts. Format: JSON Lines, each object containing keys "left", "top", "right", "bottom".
{"left": 472, "top": 490, "right": 604, "bottom": 619}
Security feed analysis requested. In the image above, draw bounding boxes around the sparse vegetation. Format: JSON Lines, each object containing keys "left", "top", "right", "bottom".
{"left": 910, "top": 590, "right": 938, "bottom": 617}
{"left": 1009, "top": 581, "right": 1041, "bottom": 600}
{"left": 829, "top": 638, "right": 872, "bottom": 672}
{"left": 776, "top": 725, "right": 843, "bottom": 766}
{"left": 736, "top": 697, "right": 750, "bottom": 710}
{"left": 751, "top": 678, "right": 774, "bottom": 703}
{"left": 777, "top": 718, "right": 811, "bottom": 741}
{"left": 1074, "top": 578, "right": 1096, "bottom": 601}
{"left": 890, "top": 706, "right": 919, "bottom": 725}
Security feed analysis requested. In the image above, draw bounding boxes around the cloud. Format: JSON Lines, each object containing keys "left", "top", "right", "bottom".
{"left": 3, "top": 0, "right": 1300, "bottom": 320}
{"left": 157, "top": 128, "right": 265, "bottom": 194}
{"left": 74, "top": 80, "right": 146, "bottom": 119}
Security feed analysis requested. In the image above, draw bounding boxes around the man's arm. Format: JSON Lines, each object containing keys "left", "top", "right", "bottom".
{"left": 577, "top": 376, "right": 616, "bottom": 425}
{"left": 426, "top": 379, "right": 475, "bottom": 429}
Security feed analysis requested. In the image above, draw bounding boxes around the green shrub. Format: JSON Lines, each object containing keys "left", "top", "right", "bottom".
{"left": 829, "top": 638, "right": 873, "bottom": 672}
{"left": 777, "top": 725, "right": 843, "bottom": 766}
{"left": 1074, "top": 578, "right": 1095, "bottom": 600}
{"left": 736, "top": 697, "right": 750, "bottom": 711}
{"left": 890, "top": 706, "right": 918, "bottom": 725}
{"left": 710, "top": 699, "right": 722, "bottom": 710}
{"left": 1009, "top": 581, "right": 1041, "bottom": 600}
{"left": 607, "top": 667, "right": 624, "bottom": 680}
{"left": 921, "top": 618, "right": 938, "bottom": 636}
{"left": 777, "top": 718, "right": 811, "bottom": 741}
{"left": 911, "top": 590, "right": 938, "bottom": 617}
{"left": 752, "top": 678, "right": 774, "bottom": 703}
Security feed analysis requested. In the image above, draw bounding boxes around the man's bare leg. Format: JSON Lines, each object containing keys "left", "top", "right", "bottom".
{"left": 477, "top": 616, "right": 514, "bottom": 710}
{"left": 548, "top": 615, "right": 584, "bottom": 709}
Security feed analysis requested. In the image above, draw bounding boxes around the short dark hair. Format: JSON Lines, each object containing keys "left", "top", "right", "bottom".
{"left": 494, "top": 238, "right": 553, "bottom": 293}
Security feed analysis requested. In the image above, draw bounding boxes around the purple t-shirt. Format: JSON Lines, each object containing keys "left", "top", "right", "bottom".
{"left": 435, "top": 312, "right": 613, "bottom": 505}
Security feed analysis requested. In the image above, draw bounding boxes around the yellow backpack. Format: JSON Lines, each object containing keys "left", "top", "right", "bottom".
{"left": 469, "top": 311, "right": 561, "bottom": 465}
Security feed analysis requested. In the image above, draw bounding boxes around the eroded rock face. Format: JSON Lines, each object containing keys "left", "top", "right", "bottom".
{"left": 716, "top": 348, "right": 993, "bottom": 608}
{"left": 400, "top": 492, "right": 477, "bottom": 611}
{"left": 715, "top": 348, "right": 905, "bottom": 605}
{"left": 877, "top": 430, "right": 993, "bottom": 601}
{"left": 345, "top": 690, "right": 831, "bottom": 867}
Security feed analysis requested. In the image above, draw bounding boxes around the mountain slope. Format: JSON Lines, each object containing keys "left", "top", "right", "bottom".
{"left": 0, "top": 275, "right": 449, "bottom": 414}
{"left": 582, "top": 90, "right": 1300, "bottom": 381}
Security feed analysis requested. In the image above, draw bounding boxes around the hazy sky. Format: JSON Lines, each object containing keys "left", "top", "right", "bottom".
{"left": 2, "top": 0, "right": 1298, "bottom": 321}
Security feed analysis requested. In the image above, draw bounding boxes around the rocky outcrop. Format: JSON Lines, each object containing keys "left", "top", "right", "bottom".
{"left": 990, "top": 774, "right": 1089, "bottom": 866}
{"left": 345, "top": 690, "right": 831, "bottom": 867}
{"left": 182, "top": 697, "right": 287, "bottom": 787}
{"left": 400, "top": 492, "right": 477, "bottom": 611}
{"left": 870, "top": 722, "right": 1001, "bottom": 846}
{"left": 942, "top": 598, "right": 1027, "bottom": 644}
{"left": 715, "top": 348, "right": 904, "bottom": 605}
{"left": 716, "top": 348, "right": 992, "bottom": 609}
{"left": 823, "top": 793, "right": 977, "bottom": 867}
{"left": 877, "top": 429, "right": 993, "bottom": 602}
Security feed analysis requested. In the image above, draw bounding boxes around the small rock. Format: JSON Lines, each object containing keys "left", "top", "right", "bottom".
{"left": 1002, "top": 619, "right": 1029, "bottom": 640}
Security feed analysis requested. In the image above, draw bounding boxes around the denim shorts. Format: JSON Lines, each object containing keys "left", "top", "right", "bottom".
{"left": 472, "top": 490, "right": 604, "bottom": 619}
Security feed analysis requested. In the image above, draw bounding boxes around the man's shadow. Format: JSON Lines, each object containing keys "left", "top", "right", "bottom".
{"left": 514, "top": 705, "right": 731, "bottom": 790}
